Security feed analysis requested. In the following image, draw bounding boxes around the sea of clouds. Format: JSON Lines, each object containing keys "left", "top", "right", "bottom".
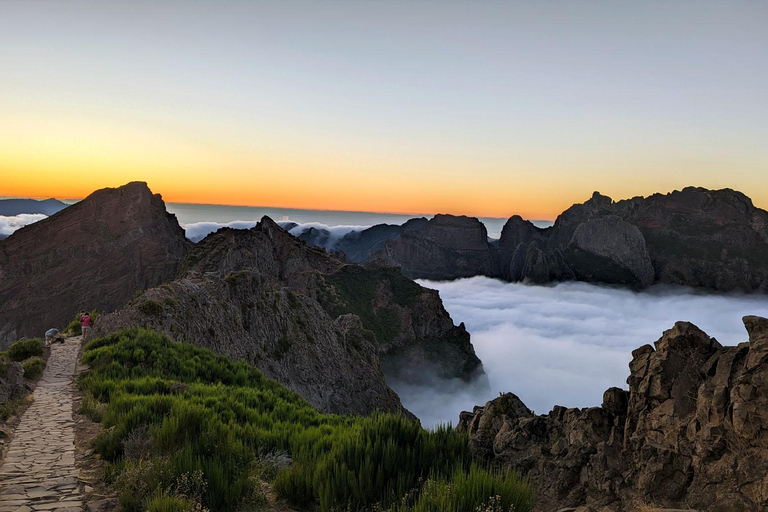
{"left": 0, "top": 213, "right": 48, "bottom": 237}
{"left": 395, "top": 277, "right": 768, "bottom": 428}
{"left": 183, "top": 219, "right": 369, "bottom": 249}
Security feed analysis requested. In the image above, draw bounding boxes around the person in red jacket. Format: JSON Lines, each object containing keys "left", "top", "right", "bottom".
{"left": 80, "top": 311, "right": 93, "bottom": 341}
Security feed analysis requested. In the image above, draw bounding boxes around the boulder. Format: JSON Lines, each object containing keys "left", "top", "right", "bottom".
{"left": 458, "top": 316, "right": 768, "bottom": 511}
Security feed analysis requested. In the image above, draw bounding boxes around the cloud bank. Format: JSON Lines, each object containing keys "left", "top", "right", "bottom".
{"left": 182, "top": 219, "right": 370, "bottom": 250}
{"left": 279, "top": 222, "right": 370, "bottom": 251}
{"left": 0, "top": 213, "right": 48, "bottom": 237}
{"left": 400, "top": 277, "right": 768, "bottom": 428}
{"left": 183, "top": 220, "right": 260, "bottom": 242}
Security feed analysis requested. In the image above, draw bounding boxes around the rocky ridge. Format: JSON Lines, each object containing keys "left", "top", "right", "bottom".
{"left": 93, "top": 216, "right": 487, "bottom": 416}
{"left": 301, "top": 187, "right": 768, "bottom": 292}
{"left": 0, "top": 182, "right": 192, "bottom": 348}
{"left": 458, "top": 316, "right": 768, "bottom": 512}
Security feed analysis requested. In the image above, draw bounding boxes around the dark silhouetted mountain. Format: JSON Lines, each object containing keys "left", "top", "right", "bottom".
{"left": 0, "top": 182, "right": 192, "bottom": 347}
{"left": 0, "top": 198, "right": 68, "bottom": 216}
{"left": 357, "top": 188, "right": 768, "bottom": 292}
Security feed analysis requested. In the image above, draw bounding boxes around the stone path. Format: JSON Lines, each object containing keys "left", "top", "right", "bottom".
{"left": 0, "top": 337, "right": 83, "bottom": 511}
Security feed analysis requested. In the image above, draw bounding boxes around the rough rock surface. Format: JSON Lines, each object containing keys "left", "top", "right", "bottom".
{"left": 458, "top": 316, "right": 768, "bottom": 512}
{"left": 0, "top": 182, "right": 191, "bottom": 348}
{"left": 94, "top": 217, "right": 487, "bottom": 416}
{"left": 0, "top": 362, "right": 25, "bottom": 404}
{"left": 381, "top": 214, "right": 501, "bottom": 280}
{"left": 350, "top": 188, "right": 768, "bottom": 292}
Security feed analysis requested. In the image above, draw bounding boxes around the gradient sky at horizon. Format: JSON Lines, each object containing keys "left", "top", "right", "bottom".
{"left": 1, "top": 1, "right": 766, "bottom": 219}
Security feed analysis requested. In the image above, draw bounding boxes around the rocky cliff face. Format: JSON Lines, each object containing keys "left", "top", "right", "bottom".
{"left": 359, "top": 188, "right": 768, "bottom": 292}
{"left": 381, "top": 214, "right": 501, "bottom": 280}
{"left": 0, "top": 182, "right": 191, "bottom": 348}
{"left": 458, "top": 316, "right": 768, "bottom": 512}
{"left": 94, "top": 217, "right": 487, "bottom": 416}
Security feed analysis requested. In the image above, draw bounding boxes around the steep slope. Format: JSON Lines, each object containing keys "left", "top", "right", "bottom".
{"left": 93, "top": 217, "right": 487, "bottom": 415}
{"left": 458, "top": 316, "right": 768, "bottom": 512}
{"left": 0, "top": 182, "right": 191, "bottom": 347}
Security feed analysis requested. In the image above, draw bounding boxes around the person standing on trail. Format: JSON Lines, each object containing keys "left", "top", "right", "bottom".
{"left": 80, "top": 311, "right": 93, "bottom": 341}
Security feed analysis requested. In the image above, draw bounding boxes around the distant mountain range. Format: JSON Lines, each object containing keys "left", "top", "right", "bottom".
{"left": 294, "top": 187, "right": 768, "bottom": 293}
{"left": 0, "top": 198, "right": 69, "bottom": 217}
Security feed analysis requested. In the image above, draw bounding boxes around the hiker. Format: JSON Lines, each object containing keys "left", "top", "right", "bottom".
{"left": 80, "top": 311, "right": 93, "bottom": 341}
{"left": 45, "top": 328, "right": 59, "bottom": 346}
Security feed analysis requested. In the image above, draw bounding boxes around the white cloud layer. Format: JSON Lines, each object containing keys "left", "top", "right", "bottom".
{"left": 403, "top": 277, "right": 768, "bottom": 428}
{"left": 183, "top": 220, "right": 260, "bottom": 242}
{"left": 182, "top": 219, "right": 371, "bottom": 249}
{"left": 280, "top": 222, "right": 370, "bottom": 251}
{"left": 0, "top": 213, "right": 47, "bottom": 236}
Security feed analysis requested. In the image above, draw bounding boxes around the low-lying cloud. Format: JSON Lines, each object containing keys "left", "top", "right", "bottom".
{"left": 0, "top": 213, "right": 47, "bottom": 237}
{"left": 183, "top": 220, "right": 260, "bottom": 242}
{"left": 399, "top": 277, "right": 768, "bottom": 428}
{"left": 182, "top": 219, "right": 370, "bottom": 249}
{"left": 279, "top": 222, "right": 370, "bottom": 251}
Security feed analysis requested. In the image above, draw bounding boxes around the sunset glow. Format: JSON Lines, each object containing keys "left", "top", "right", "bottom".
{"left": 2, "top": 1, "right": 766, "bottom": 219}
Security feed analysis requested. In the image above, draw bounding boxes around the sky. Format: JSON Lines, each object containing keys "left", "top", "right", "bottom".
{"left": 1, "top": 1, "right": 766, "bottom": 219}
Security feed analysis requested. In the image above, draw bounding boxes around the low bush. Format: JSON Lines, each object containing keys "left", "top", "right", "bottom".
{"left": 21, "top": 357, "right": 45, "bottom": 380}
{"left": 7, "top": 338, "right": 44, "bottom": 361}
{"left": 80, "top": 328, "right": 535, "bottom": 512}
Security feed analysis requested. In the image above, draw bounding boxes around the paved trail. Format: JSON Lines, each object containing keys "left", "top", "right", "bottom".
{"left": 0, "top": 337, "right": 83, "bottom": 512}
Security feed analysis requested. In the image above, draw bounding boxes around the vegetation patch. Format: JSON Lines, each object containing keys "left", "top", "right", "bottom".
{"left": 138, "top": 299, "right": 164, "bottom": 317}
{"left": 319, "top": 265, "right": 423, "bottom": 345}
{"left": 80, "top": 328, "right": 534, "bottom": 512}
{"left": 7, "top": 338, "right": 44, "bottom": 361}
{"left": 21, "top": 357, "right": 45, "bottom": 380}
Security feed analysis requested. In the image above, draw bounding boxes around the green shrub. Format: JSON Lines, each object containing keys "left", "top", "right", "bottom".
{"left": 7, "top": 338, "right": 44, "bottom": 361}
{"left": 0, "top": 396, "right": 25, "bottom": 421}
{"left": 387, "top": 464, "right": 535, "bottom": 512}
{"left": 65, "top": 319, "right": 82, "bottom": 336}
{"left": 145, "top": 492, "right": 195, "bottom": 512}
{"left": 79, "top": 328, "right": 535, "bottom": 512}
{"left": 79, "top": 390, "right": 106, "bottom": 423}
{"left": 138, "top": 299, "right": 164, "bottom": 317}
{"left": 22, "top": 357, "right": 45, "bottom": 380}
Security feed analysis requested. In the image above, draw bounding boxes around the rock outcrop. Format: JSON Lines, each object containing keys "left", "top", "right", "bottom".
{"left": 381, "top": 214, "right": 501, "bottom": 280}
{"left": 458, "top": 316, "right": 768, "bottom": 512}
{"left": 94, "top": 217, "right": 487, "bottom": 416}
{"left": 347, "top": 187, "right": 768, "bottom": 292}
{"left": 0, "top": 182, "right": 191, "bottom": 348}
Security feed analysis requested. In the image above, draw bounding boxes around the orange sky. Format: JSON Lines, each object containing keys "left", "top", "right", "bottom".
{"left": 2, "top": 2, "right": 766, "bottom": 220}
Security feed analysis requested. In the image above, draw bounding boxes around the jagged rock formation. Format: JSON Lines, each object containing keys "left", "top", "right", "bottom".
{"left": 0, "top": 182, "right": 191, "bottom": 348}
{"left": 334, "top": 218, "right": 429, "bottom": 262}
{"left": 458, "top": 316, "right": 768, "bottom": 512}
{"left": 93, "top": 217, "right": 487, "bottom": 416}
{"left": 381, "top": 214, "right": 501, "bottom": 280}
{"left": 0, "top": 198, "right": 68, "bottom": 217}
{"left": 279, "top": 218, "right": 429, "bottom": 262}
{"left": 334, "top": 188, "right": 768, "bottom": 292}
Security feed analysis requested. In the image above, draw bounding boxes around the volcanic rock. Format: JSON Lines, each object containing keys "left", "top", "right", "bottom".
{"left": 380, "top": 214, "right": 501, "bottom": 280}
{"left": 0, "top": 182, "right": 191, "bottom": 348}
{"left": 355, "top": 187, "right": 768, "bottom": 292}
{"left": 458, "top": 316, "right": 768, "bottom": 511}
